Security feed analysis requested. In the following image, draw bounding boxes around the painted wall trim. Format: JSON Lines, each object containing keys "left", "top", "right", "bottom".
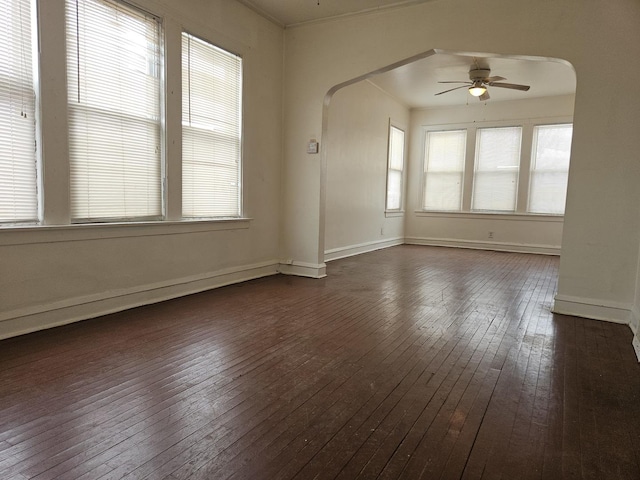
{"left": 633, "top": 334, "right": 640, "bottom": 362}
{"left": 405, "top": 236, "right": 560, "bottom": 256}
{"left": 0, "top": 260, "right": 279, "bottom": 340}
{"left": 552, "top": 294, "right": 633, "bottom": 325}
{"left": 278, "top": 261, "right": 327, "bottom": 278}
{"left": 414, "top": 211, "right": 564, "bottom": 223}
{"left": 0, "top": 218, "right": 252, "bottom": 246}
{"left": 324, "top": 237, "right": 404, "bottom": 262}
{"left": 631, "top": 305, "right": 639, "bottom": 335}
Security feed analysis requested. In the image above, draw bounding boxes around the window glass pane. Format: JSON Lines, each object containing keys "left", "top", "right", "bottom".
{"left": 423, "top": 130, "right": 466, "bottom": 211}
{"left": 385, "top": 125, "right": 404, "bottom": 211}
{"left": 529, "top": 124, "right": 572, "bottom": 214}
{"left": 386, "top": 169, "right": 402, "bottom": 210}
{"left": 182, "top": 32, "right": 242, "bottom": 218}
{"left": 66, "top": 0, "right": 162, "bottom": 221}
{"left": 0, "top": 0, "right": 37, "bottom": 224}
{"left": 472, "top": 126, "right": 521, "bottom": 212}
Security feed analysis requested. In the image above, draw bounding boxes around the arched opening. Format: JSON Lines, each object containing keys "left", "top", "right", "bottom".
{"left": 320, "top": 49, "right": 576, "bottom": 263}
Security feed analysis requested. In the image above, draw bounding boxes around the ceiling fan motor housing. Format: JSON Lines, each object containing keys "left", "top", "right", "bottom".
{"left": 469, "top": 69, "right": 491, "bottom": 81}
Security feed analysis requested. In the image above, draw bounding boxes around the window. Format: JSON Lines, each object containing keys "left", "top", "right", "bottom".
{"left": 66, "top": 0, "right": 162, "bottom": 222}
{"left": 422, "top": 130, "right": 466, "bottom": 211}
{"left": 385, "top": 125, "right": 405, "bottom": 211}
{"left": 529, "top": 124, "right": 572, "bottom": 215}
{"left": 0, "top": 0, "right": 37, "bottom": 224}
{"left": 182, "top": 32, "right": 242, "bottom": 218}
{"left": 472, "top": 126, "right": 522, "bottom": 212}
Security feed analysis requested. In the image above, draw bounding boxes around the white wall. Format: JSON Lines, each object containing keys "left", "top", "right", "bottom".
{"left": 281, "top": 0, "right": 640, "bottom": 345}
{"left": 324, "top": 81, "right": 409, "bottom": 261}
{"left": 0, "top": 0, "right": 284, "bottom": 339}
{"left": 405, "top": 95, "right": 574, "bottom": 255}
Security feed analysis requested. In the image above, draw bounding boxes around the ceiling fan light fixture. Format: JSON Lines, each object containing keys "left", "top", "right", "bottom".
{"left": 469, "top": 83, "right": 487, "bottom": 97}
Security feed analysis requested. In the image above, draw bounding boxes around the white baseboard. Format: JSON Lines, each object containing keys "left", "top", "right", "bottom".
{"left": 278, "top": 261, "right": 327, "bottom": 278}
{"left": 0, "top": 260, "right": 280, "bottom": 341}
{"left": 633, "top": 335, "right": 640, "bottom": 362}
{"left": 404, "top": 236, "right": 560, "bottom": 256}
{"left": 552, "top": 294, "right": 633, "bottom": 325}
{"left": 324, "top": 237, "right": 404, "bottom": 262}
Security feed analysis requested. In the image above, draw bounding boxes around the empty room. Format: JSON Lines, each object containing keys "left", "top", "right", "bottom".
{"left": 1, "top": 0, "right": 640, "bottom": 479}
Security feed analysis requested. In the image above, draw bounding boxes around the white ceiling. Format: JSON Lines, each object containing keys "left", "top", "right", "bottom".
{"left": 236, "top": 0, "right": 434, "bottom": 27}
{"left": 236, "top": 1, "right": 577, "bottom": 108}
{"left": 368, "top": 54, "right": 576, "bottom": 109}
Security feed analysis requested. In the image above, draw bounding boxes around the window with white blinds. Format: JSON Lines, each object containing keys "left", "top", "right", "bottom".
{"left": 182, "top": 32, "right": 242, "bottom": 218}
{"left": 385, "top": 125, "right": 405, "bottom": 211}
{"left": 66, "top": 0, "right": 162, "bottom": 222}
{"left": 423, "top": 130, "right": 466, "bottom": 211}
{"left": 472, "top": 126, "right": 522, "bottom": 212}
{"left": 529, "top": 124, "right": 572, "bottom": 215}
{"left": 0, "top": 0, "right": 37, "bottom": 224}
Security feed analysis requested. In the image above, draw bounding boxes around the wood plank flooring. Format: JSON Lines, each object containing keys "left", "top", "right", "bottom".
{"left": 1, "top": 245, "right": 639, "bottom": 479}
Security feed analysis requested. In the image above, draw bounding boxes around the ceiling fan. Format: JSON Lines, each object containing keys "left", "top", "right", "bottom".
{"left": 435, "top": 68, "right": 530, "bottom": 101}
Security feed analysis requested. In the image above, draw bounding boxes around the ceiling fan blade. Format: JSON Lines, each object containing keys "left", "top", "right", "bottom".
{"left": 488, "top": 82, "right": 530, "bottom": 91}
{"left": 484, "top": 76, "right": 505, "bottom": 83}
{"left": 438, "top": 80, "right": 472, "bottom": 84}
{"left": 479, "top": 90, "right": 490, "bottom": 101}
{"left": 435, "top": 85, "right": 469, "bottom": 96}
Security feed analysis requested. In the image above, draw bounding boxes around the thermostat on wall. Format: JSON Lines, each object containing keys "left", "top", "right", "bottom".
{"left": 307, "top": 139, "right": 319, "bottom": 154}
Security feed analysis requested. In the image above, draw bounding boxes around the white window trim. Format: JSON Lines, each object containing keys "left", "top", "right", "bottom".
{"left": 181, "top": 30, "right": 244, "bottom": 220}
{"left": 418, "top": 117, "right": 572, "bottom": 218}
{"left": 421, "top": 128, "right": 467, "bottom": 212}
{"left": 384, "top": 121, "right": 406, "bottom": 214}
{"left": 527, "top": 122, "right": 573, "bottom": 215}
{"left": 0, "top": 217, "right": 252, "bottom": 246}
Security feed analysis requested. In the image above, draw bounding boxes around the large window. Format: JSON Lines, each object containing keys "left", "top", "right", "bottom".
{"left": 182, "top": 32, "right": 242, "bottom": 218}
{"left": 529, "top": 124, "right": 572, "bottom": 214}
{"left": 0, "top": 0, "right": 37, "bottom": 224}
{"left": 385, "top": 125, "right": 405, "bottom": 211}
{"left": 422, "top": 130, "right": 466, "bottom": 211}
{"left": 66, "top": 0, "right": 162, "bottom": 222}
{"left": 472, "top": 126, "right": 522, "bottom": 212}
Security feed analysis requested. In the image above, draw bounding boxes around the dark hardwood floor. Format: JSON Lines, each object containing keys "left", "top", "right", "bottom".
{"left": 1, "top": 245, "right": 639, "bottom": 479}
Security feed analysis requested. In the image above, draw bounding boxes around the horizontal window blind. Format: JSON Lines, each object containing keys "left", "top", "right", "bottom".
{"left": 472, "top": 126, "right": 521, "bottom": 212}
{"left": 386, "top": 125, "right": 404, "bottom": 210}
{"left": 423, "top": 130, "right": 466, "bottom": 211}
{"left": 66, "top": 0, "right": 162, "bottom": 222}
{"left": 529, "top": 124, "right": 572, "bottom": 214}
{"left": 0, "top": 0, "right": 37, "bottom": 224}
{"left": 182, "top": 32, "right": 242, "bottom": 218}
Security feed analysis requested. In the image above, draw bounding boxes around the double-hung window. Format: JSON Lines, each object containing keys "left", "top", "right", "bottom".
{"left": 385, "top": 125, "right": 405, "bottom": 211}
{"left": 66, "top": 0, "right": 162, "bottom": 222}
{"left": 529, "top": 124, "right": 572, "bottom": 214}
{"left": 182, "top": 32, "right": 242, "bottom": 218}
{"left": 472, "top": 126, "right": 521, "bottom": 212}
{"left": 422, "top": 130, "right": 466, "bottom": 211}
{"left": 0, "top": 0, "right": 37, "bottom": 224}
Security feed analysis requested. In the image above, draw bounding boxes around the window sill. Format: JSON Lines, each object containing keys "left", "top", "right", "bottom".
{"left": 414, "top": 211, "right": 564, "bottom": 222}
{"left": 0, "top": 218, "right": 252, "bottom": 246}
{"left": 385, "top": 210, "right": 405, "bottom": 218}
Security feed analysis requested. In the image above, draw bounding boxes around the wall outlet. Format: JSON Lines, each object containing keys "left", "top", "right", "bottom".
{"left": 380, "top": 227, "right": 385, "bottom": 236}
{"left": 488, "top": 231, "right": 494, "bottom": 239}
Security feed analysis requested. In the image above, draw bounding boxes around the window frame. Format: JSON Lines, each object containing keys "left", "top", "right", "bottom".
{"left": 385, "top": 123, "right": 406, "bottom": 213}
{"left": 528, "top": 122, "right": 573, "bottom": 215}
{"left": 471, "top": 125, "right": 523, "bottom": 213}
{"left": 65, "top": 0, "right": 164, "bottom": 224}
{"left": 421, "top": 128, "right": 467, "bottom": 212}
{"left": 0, "top": 0, "right": 38, "bottom": 225}
{"left": 417, "top": 118, "right": 572, "bottom": 218}
{"left": 181, "top": 30, "right": 244, "bottom": 220}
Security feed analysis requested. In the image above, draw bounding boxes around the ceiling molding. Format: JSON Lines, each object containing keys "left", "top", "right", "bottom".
{"left": 236, "top": 0, "right": 435, "bottom": 28}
